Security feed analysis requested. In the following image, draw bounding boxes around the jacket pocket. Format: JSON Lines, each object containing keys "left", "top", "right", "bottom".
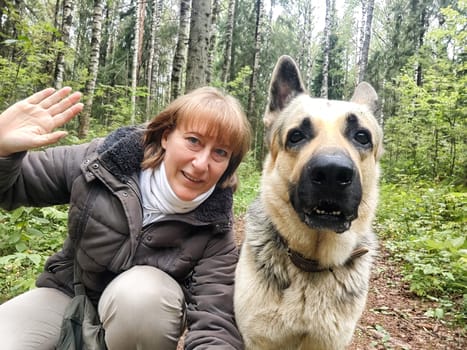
{"left": 46, "top": 258, "right": 73, "bottom": 273}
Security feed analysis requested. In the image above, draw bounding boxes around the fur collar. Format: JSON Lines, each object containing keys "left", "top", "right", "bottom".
{"left": 97, "top": 126, "right": 145, "bottom": 182}
{"left": 95, "top": 126, "right": 233, "bottom": 226}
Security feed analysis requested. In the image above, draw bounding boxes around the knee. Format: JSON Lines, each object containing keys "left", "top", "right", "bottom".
{"left": 98, "top": 266, "right": 185, "bottom": 349}
{"left": 103, "top": 266, "right": 184, "bottom": 312}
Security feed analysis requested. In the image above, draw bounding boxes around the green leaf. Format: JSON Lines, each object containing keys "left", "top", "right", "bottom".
{"left": 26, "top": 227, "right": 43, "bottom": 236}
{"left": 15, "top": 242, "right": 27, "bottom": 252}
{"left": 449, "top": 236, "right": 465, "bottom": 249}
{"left": 27, "top": 254, "right": 42, "bottom": 266}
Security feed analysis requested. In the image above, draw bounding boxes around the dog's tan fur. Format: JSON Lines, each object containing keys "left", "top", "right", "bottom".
{"left": 234, "top": 56, "right": 383, "bottom": 349}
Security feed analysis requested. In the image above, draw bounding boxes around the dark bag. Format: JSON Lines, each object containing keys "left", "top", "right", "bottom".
{"left": 55, "top": 261, "right": 106, "bottom": 350}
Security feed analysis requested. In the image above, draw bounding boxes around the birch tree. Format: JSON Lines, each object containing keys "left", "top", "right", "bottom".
{"left": 185, "top": 0, "right": 211, "bottom": 91}
{"left": 171, "top": 0, "right": 191, "bottom": 100}
{"left": 221, "top": 0, "right": 235, "bottom": 85}
{"left": 146, "top": 0, "right": 163, "bottom": 119}
{"left": 356, "top": 0, "right": 375, "bottom": 83}
{"left": 298, "top": 0, "right": 314, "bottom": 89}
{"left": 206, "top": 0, "right": 220, "bottom": 84}
{"left": 130, "top": 0, "right": 146, "bottom": 124}
{"left": 246, "top": 0, "right": 264, "bottom": 118}
{"left": 320, "top": 0, "right": 332, "bottom": 98}
{"left": 103, "top": 0, "right": 120, "bottom": 68}
{"left": 54, "top": 0, "right": 74, "bottom": 89}
{"left": 78, "top": 0, "right": 104, "bottom": 138}
{"left": 247, "top": 0, "right": 265, "bottom": 162}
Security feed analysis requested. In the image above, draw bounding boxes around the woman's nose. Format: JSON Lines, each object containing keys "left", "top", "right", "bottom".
{"left": 192, "top": 149, "right": 210, "bottom": 171}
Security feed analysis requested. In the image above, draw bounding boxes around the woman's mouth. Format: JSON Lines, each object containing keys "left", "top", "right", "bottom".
{"left": 182, "top": 171, "right": 203, "bottom": 183}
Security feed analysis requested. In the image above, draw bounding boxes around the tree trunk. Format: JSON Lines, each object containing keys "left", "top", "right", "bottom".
{"left": 221, "top": 0, "right": 235, "bottom": 85}
{"left": 130, "top": 0, "right": 146, "bottom": 124}
{"left": 206, "top": 0, "right": 219, "bottom": 84}
{"left": 246, "top": 0, "right": 264, "bottom": 118}
{"left": 320, "top": 0, "right": 332, "bottom": 98}
{"left": 185, "top": 0, "right": 211, "bottom": 92}
{"left": 171, "top": 0, "right": 191, "bottom": 100}
{"left": 298, "top": 0, "right": 313, "bottom": 89}
{"left": 357, "top": 0, "right": 374, "bottom": 83}
{"left": 247, "top": 0, "right": 265, "bottom": 164}
{"left": 146, "top": 0, "right": 163, "bottom": 119}
{"left": 54, "top": 0, "right": 74, "bottom": 89}
{"left": 103, "top": 0, "right": 120, "bottom": 69}
{"left": 415, "top": 6, "right": 428, "bottom": 86}
{"left": 78, "top": 0, "right": 104, "bottom": 139}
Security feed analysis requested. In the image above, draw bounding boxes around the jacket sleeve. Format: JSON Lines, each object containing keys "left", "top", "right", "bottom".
{"left": 184, "top": 229, "right": 244, "bottom": 350}
{"left": 0, "top": 141, "right": 99, "bottom": 210}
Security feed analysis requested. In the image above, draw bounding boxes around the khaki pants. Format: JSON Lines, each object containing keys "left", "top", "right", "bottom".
{"left": 0, "top": 266, "right": 186, "bottom": 350}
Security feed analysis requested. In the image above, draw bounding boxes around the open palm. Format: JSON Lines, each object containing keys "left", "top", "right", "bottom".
{"left": 0, "top": 87, "right": 83, "bottom": 157}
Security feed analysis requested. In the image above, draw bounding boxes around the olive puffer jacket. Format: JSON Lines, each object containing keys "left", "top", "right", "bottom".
{"left": 0, "top": 126, "right": 243, "bottom": 349}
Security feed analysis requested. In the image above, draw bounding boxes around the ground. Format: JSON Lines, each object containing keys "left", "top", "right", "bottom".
{"left": 349, "top": 246, "right": 465, "bottom": 349}
{"left": 178, "top": 217, "right": 466, "bottom": 349}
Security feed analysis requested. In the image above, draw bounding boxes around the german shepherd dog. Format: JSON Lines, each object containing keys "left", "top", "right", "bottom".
{"left": 234, "top": 55, "right": 383, "bottom": 350}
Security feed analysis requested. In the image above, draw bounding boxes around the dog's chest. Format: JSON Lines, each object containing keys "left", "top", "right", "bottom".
{"left": 278, "top": 268, "right": 366, "bottom": 318}
{"left": 249, "top": 269, "right": 368, "bottom": 349}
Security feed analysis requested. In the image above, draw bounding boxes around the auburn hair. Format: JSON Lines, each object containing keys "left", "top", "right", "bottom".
{"left": 142, "top": 86, "right": 251, "bottom": 187}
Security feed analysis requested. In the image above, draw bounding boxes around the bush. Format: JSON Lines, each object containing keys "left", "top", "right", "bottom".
{"left": 377, "top": 180, "right": 466, "bottom": 324}
{"left": 0, "top": 206, "right": 68, "bottom": 302}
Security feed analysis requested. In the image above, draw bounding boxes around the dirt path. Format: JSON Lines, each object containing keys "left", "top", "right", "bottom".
{"left": 349, "top": 246, "right": 465, "bottom": 349}
{"left": 179, "top": 218, "right": 466, "bottom": 349}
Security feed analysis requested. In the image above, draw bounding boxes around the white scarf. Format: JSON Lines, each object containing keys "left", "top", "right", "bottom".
{"left": 139, "top": 162, "right": 215, "bottom": 226}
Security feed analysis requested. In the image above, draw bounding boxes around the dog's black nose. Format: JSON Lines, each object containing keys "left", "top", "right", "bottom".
{"left": 309, "top": 153, "right": 355, "bottom": 188}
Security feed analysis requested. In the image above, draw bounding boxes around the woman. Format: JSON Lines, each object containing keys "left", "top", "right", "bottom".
{"left": 0, "top": 86, "right": 251, "bottom": 349}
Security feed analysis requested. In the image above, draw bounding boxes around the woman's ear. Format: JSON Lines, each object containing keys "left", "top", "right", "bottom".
{"left": 161, "top": 129, "right": 170, "bottom": 150}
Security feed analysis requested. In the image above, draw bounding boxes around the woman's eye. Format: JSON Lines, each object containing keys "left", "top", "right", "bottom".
{"left": 186, "top": 136, "right": 200, "bottom": 145}
{"left": 354, "top": 130, "right": 371, "bottom": 145}
{"left": 213, "top": 148, "right": 229, "bottom": 159}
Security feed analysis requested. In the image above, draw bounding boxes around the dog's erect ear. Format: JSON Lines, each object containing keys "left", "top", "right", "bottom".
{"left": 350, "top": 82, "right": 380, "bottom": 118}
{"left": 264, "top": 56, "right": 305, "bottom": 129}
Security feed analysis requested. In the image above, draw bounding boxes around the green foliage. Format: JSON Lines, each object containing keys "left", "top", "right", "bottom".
{"left": 0, "top": 22, "right": 60, "bottom": 106}
{"left": 312, "top": 33, "right": 346, "bottom": 99}
{"left": 377, "top": 180, "right": 466, "bottom": 324}
{"left": 225, "top": 65, "right": 252, "bottom": 109}
{"left": 382, "top": 2, "right": 466, "bottom": 184}
{"left": 93, "top": 84, "right": 141, "bottom": 128}
{"left": 0, "top": 206, "right": 68, "bottom": 301}
{"left": 233, "top": 153, "right": 261, "bottom": 217}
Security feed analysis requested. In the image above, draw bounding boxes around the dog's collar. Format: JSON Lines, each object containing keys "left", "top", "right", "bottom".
{"left": 278, "top": 235, "right": 369, "bottom": 273}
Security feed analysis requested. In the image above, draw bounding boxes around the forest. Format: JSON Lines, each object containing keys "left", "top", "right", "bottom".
{"left": 0, "top": 0, "right": 465, "bottom": 346}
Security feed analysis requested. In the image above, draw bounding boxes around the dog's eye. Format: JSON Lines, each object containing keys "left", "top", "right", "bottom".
{"left": 287, "top": 130, "right": 306, "bottom": 145}
{"left": 354, "top": 130, "right": 371, "bottom": 145}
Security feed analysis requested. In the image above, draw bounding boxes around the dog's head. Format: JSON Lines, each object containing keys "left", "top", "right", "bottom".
{"left": 262, "top": 55, "right": 383, "bottom": 234}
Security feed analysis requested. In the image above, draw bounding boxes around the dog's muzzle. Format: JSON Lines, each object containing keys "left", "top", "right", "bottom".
{"left": 290, "top": 151, "right": 362, "bottom": 233}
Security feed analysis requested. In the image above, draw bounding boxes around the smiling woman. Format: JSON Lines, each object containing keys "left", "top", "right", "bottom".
{"left": 142, "top": 87, "right": 251, "bottom": 189}
{"left": 0, "top": 85, "right": 251, "bottom": 350}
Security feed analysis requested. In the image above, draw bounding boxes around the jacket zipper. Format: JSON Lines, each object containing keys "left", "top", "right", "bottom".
{"left": 74, "top": 183, "right": 99, "bottom": 248}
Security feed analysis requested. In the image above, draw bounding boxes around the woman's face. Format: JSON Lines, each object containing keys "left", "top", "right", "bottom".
{"left": 161, "top": 123, "right": 232, "bottom": 201}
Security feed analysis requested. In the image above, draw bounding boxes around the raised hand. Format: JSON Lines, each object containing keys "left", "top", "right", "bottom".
{"left": 0, "top": 87, "right": 83, "bottom": 157}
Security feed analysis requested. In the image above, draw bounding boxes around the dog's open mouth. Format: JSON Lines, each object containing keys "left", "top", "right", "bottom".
{"left": 302, "top": 201, "right": 356, "bottom": 233}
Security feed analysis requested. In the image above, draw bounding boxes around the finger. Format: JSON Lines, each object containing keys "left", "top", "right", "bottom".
{"left": 39, "top": 87, "right": 73, "bottom": 109}
{"left": 48, "top": 91, "right": 83, "bottom": 116}
{"left": 32, "top": 131, "right": 69, "bottom": 148}
{"left": 26, "top": 88, "right": 57, "bottom": 104}
{"left": 52, "top": 102, "right": 84, "bottom": 128}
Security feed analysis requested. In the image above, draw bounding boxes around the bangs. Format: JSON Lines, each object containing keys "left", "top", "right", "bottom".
{"left": 177, "top": 96, "right": 246, "bottom": 154}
